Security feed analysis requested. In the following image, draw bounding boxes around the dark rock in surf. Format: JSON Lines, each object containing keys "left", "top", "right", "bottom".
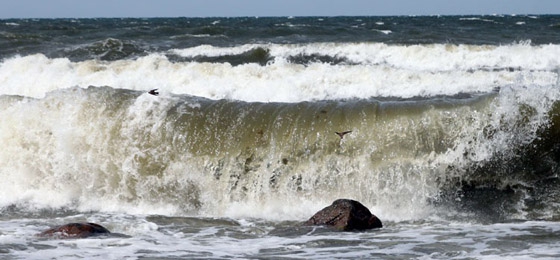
{"left": 304, "top": 199, "right": 382, "bottom": 231}
{"left": 37, "top": 222, "right": 111, "bottom": 239}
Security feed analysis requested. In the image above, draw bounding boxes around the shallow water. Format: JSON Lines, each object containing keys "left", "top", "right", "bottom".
{"left": 2, "top": 212, "right": 560, "bottom": 259}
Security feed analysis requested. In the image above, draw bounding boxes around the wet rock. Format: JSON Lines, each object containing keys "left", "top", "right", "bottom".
{"left": 304, "top": 199, "right": 382, "bottom": 231}
{"left": 38, "top": 222, "right": 111, "bottom": 238}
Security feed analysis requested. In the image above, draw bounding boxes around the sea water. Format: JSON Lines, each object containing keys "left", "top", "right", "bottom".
{"left": 1, "top": 16, "right": 560, "bottom": 259}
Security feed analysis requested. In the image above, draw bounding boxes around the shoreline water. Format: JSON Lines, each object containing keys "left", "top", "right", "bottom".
{"left": 3, "top": 213, "right": 560, "bottom": 259}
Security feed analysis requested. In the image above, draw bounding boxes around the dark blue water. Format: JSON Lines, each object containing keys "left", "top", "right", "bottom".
{"left": 2, "top": 15, "right": 560, "bottom": 61}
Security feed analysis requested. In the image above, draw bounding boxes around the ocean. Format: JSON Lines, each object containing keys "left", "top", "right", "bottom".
{"left": 1, "top": 15, "right": 560, "bottom": 259}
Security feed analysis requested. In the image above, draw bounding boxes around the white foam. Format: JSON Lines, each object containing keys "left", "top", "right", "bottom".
{"left": 1, "top": 42, "right": 558, "bottom": 102}
{"left": 3, "top": 215, "right": 560, "bottom": 259}
{"left": 1, "top": 83, "right": 559, "bottom": 221}
{"left": 373, "top": 29, "right": 392, "bottom": 34}
{"left": 459, "top": 17, "right": 497, "bottom": 23}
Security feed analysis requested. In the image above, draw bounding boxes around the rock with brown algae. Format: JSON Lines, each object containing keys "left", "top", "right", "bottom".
{"left": 304, "top": 199, "right": 382, "bottom": 231}
{"left": 37, "top": 222, "right": 111, "bottom": 239}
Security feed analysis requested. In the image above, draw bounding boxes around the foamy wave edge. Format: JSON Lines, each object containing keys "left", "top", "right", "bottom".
{"left": 1, "top": 42, "right": 559, "bottom": 102}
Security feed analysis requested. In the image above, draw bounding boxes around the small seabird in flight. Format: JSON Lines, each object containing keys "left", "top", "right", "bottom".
{"left": 335, "top": 131, "right": 352, "bottom": 139}
{"left": 148, "top": 89, "right": 159, "bottom": 96}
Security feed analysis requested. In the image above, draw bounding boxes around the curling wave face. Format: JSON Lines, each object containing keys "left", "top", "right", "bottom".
{"left": 0, "top": 83, "right": 559, "bottom": 222}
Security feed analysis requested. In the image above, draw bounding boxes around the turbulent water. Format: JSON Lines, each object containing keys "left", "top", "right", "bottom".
{"left": 1, "top": 15, "right": 560, "bottom": 259}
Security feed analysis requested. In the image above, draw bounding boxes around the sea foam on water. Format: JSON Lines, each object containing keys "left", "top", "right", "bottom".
{"left": 0, "top": 42, "right": 558, "bottom": 101}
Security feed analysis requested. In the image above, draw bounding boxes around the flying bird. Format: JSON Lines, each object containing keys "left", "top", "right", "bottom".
{"left": 148, "top": 89, "right": 159, "bottom": 96}
{"left": 335, "top": 131, "right": 352, "bottom": 139}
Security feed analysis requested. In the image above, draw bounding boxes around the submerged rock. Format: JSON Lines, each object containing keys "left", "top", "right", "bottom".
{"left": 304, "top": 199, "right": 382, "bottom": 231}
{"left": 38, "top": 222, "right": 111, "bottom": 238}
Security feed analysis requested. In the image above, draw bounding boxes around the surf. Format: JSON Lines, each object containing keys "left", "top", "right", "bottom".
{"left": 0, "top": 82, "right": 558, "bottom": 222}
{"left": 1, "top": 42, "right": 559, "bottom": 102}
